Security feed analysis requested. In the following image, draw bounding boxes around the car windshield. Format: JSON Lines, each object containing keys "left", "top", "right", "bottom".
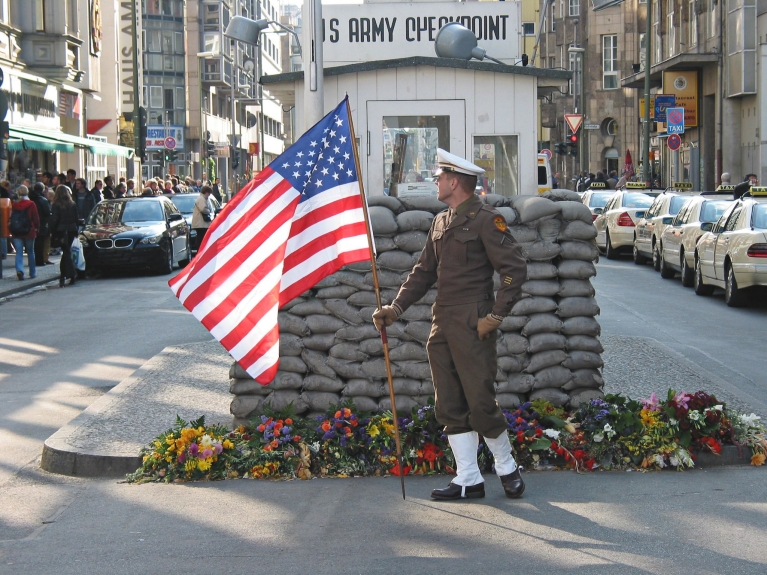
{"left": 623, "top": 193, "right": 653, "bottom": 208}
{"left": 588, "top": 193, "right": 613, "bottom": 207}
{"left": 669, "top": 195, "right": 688, "bottom": 215}
{"left": 752, "top": 204, "right": 767, "bottom": 229}
{"left": 700, "top": 201, "right": 732, "bottom": 223}
{"left": 122, "top": 201, "right": 165, "bottom": 222}
{"left": 170, "top": 194, "right": 198, "bottom": 214}
{"left": 88, "top": 201, "right": 124, "bottom": 225}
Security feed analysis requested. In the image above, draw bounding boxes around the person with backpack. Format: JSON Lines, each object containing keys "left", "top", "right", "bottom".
{"left": 9, "top": 185, "right": 40, "bottom": 280}
{"left": 50, "top": 185, "right": 79, "bottom": 287}
{"left": 29, "top": 183, "right": 52, "bottom": 266}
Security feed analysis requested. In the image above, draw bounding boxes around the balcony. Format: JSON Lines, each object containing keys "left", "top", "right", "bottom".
{"left": 19, "top": 33, "right": 84, "bottom": 82}
{"left": 201, "top": 55, "right": 232, "bottom": 88}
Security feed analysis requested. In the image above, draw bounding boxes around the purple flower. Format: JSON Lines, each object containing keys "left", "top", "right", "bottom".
{"left": 642, "top": 392, "right": 660, "bottom": 412}
{"left": 202, "top": 448, "right": 213, "bottom": 459}
{"left": 214, "top": 444, "right": 223, "bottom": 454}
{"left": 189, "top": 443, "right": 199, "bottom": 456}
{"left": 178, "top": 452, "right": 186, "bottom": 464}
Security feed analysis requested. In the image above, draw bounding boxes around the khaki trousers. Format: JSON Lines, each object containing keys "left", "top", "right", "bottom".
{"left": 426, "top": 300, "right": 508, "bottom": 438}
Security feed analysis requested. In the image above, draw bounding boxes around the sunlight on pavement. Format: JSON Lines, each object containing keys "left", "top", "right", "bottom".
{"left": 69, "top": 363, "right": 139, "bottom": 382}
{"left": 548, "top": 501, "right": 652, "bottom": 534}
{"left": 0, "top": 349, "right": 47, "bottom": 368}
{"left": 0, "top": 338, "right": 58, "bottom": 354}
{"left": 100, "top": 356, "right": 147, "bottom": 367}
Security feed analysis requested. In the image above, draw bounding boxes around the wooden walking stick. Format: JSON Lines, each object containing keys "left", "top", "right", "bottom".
{"left": 346, "top": 99, "right": 407, "bottom": 499}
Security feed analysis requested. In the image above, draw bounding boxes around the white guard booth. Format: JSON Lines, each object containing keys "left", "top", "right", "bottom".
{"left": 261, "top": 1, "right": 570, "bottom": 198}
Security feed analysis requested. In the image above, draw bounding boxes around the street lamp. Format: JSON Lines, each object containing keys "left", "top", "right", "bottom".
{"left": 225, "top": 16, "right": 302, "bottom": 55}
{"left": 434, "top": 22, "right": 528, "bottom": 66}
{"left": 197, "top": 51, "right": 218, "bottom": 182}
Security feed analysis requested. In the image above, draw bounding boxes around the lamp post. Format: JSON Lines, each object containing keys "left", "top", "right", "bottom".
{"left": 569, "top": 44, "right": 585, "bottom": 175}
{"left": 197, "top": 51, "right": 217, "bottom": 182}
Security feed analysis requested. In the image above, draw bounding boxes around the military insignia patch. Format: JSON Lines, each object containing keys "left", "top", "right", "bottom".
{"left": 503, "top": 276, "right": 513, "bottom": 285}
{"left": 493, "top": 216, "right": 507, "bottom": 232}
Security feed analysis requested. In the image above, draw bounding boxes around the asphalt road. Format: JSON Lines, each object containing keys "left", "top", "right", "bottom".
{"left": 1, "top": 259, "right": 766, "bottom": 574}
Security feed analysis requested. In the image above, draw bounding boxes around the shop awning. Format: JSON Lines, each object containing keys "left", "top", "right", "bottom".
{"left": 7, "top": 131, "right": 75, "bottom": 153}
{"left": 10, "top": 125, "right": 134, "bottom": 158}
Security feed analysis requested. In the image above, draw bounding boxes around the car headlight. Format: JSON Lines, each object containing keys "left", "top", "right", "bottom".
{"left": 140, "top": 233, "right": 163, "bottom": 245}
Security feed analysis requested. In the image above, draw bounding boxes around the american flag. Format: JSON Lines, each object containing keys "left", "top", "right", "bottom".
{"left": 169, "top": 98, "right": 371, "bottom": 383}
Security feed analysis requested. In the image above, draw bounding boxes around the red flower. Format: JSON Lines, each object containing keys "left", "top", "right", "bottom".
{"left": 343, "top": 426, "right": 352, "bottom": 435}
{"left": 257, "top": 425, "right": 265, "bottom": 432}
{"left": 516, "top": 431, "right": 525, "bottom": 443}
{"left": 285, "top": 418, "right": 293, "bottom": 425}
{"left": 535, "top": 428, "right": 543, "bottom": 437}
{"left": 573, "top": 449, "right": 586, "bottom": 460}
{"left": 293, "top": 435, "right": 301, "bottom": 442}
{"left": 585, "top": 459, "right": 597, "bottom": 470}
{"left": 550, "top": 441, "right": 559, "bottom": 450}
{"left": 390, "top": 463, "right": 411, "bottom": 476}
{"left": 334, "top": 411, "right": 342, "bottom": 419}
{"left": 321, "top": 421, "right": 332, "bottom": 432}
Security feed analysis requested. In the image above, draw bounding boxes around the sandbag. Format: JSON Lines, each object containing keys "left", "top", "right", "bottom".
{"left": 498, "top": 333, "right": 529, "bottom": 355}
{"left": 230, "top": 395, "right": 263, "bottom": 419}
{"left": 336, "top": 324, "right": 384, "bottom": 341}
{"left": 315, "top": 276, "right": 339, "bottom": 288}
{"left": 229, "top": 378, "right": 273, "bottom": 396}
{"left": 342, "top": 379, "right": 384, "bottom": 397}
{"left": 364, "top": 269, "right": 401, "bottom": 288}
{"left": 399, "top": 304, "right": 432, "bottom": 322}
{"left": 563, "top": 369, "right": 604, "bottom": 390}
{"left": 361, "top": 358, "right": 399, "bottom": 378}
{"left": 323, "top": 299, "right": 364, "bottom": 324}
{"left": 326, "top": 357, "right": 366, "bottom": 379}
{"left": 389, "top": 342, "right": 429, "bottom": 361}
{"left": 359, "top": 337, "right": 401, "bottom": 356}
{"left": 281, "top": 297, "right": 306, "bottom": 310}
{"left": 331, "top": 270, "right": 371, "bottom": 291}
{"left": 301, "top": 349, "right": 337, "bottom": 377}
{"left": 301, "top": 391, "right": 342, "bottom": 412}
{"left": 289, "top": 299, "right": 331, "bottom": 316}
{"left": 404, "top": 321, "right": 432, "bottom": 343}
{"left": 229, "top": 361, "right": 251, "bottom": 380}
{"left": 537, "top": 217, "right": 562, "bottom": 242}
{"left": 533, "top": 366, "right": 573, "bottom": 389}
{"left": 345, "top": 260, "right": 372, "bottom": 273}
{"left": 562, "top": 351, "right": 604, "bottom": 370}
{"left": 557, "top": 200, "right": 594, "bottom": 223}
{"left": 525, "top": 349, "right": 567, "bottom": 373}
{"left": 512, "top": 196, "right": 562, "bottom": 223}
{"left": 379, "top": 395, "right": 419, "bottom": 413}
{"left": 568, "top": 388, "right": 605, "bottom": 407}
{"left": 329, "top": 343, "right": 370, "bottom": 362}
{"left": 522, "top": 313, "right": 564, "bottom": 335}
{"left": 393, "top": 231, "right": 428, "bottom": 252}
{"left": 558, "top": 220, "right": 598, "bottom": 241}
{"left": 347, "top": 290, "right": 392, "bottom": 307}
{"left": 369, "top": 206, "right": 399, "bottom": 235}
{"left": 302, "top": 333, "right": 337, "bottom": 351}
{"left": 388, "top": 378, "right": 424, "bottom": 395}
{"left": 512, "top": 296, "right": 558, "bottom": 316}
{"left": 498, "top": 354, "right": 529, "bottom": 374}
{"left": 521, "top": 280, "right": 561, "bottom": 297}
{"left": 560, "top": 240, "right": 600, "bottom": 262}
{"left": 377, "top": 250, "right": 418, "bottom": 272}
{"left": 528, "top": 333, "right": 567, "bottom": 354}
{"left": 263, "top": 390, "right": 308, "bottom": 413}
{"left": 558, "top": 279, "right": 596, "bottom": 298}
{"left": 566, "top": 335, "right": 604, "bottom": 354}
{"left": 529, "top": 388, "right": 569, "bottom": 407}
{"left": 278, "top": 312, "right": 310, "bottom": 337}
{"left": 558, "top": 260, "right": 597, "bottom": 279}
{"left": 523, "top": 241, "right": 562, "bottom": 261}
{"left": 350, "top": 396, "right": 380, "bottom": 413}
{"left": 481, "top": 193, "right": 508, "bottom": 207}
{"left": 316, "top": 285, "right": 359, "bottom": 299}
{"left": 496, "top": 393, "right": 523, "bottom": 409}
{"left": 561, "top": 316, "right": 601, "bottom": 336}
{"left": 527, "top": 262, "right": 558, "bottom": 280}
{"left": 277, "top": 356, "right": 308, "bottom": 374}
{"left": 375, "top": 236, "right": 398, "bottom": 253}
{"left": 302, "top": 374, "right": 345, "bottom": 392}
{"left": 396, "top": 210, "right": 434, "bottom": 232}
{"left": 508, "top": 225, "right": 539, "bottom": 243}
{"left": 557, "top": 297, "right": 600, "bottom": 318}
{"left": 305, "top": 314, "right": 347, "bottom": 333}
{"left": 541, "top": 189, "right": 583, "bottom": 202}
{"left": 398, "top": 195, "right": 448, "bottom": 213}
{"left": 368, "top": 195, "right": 404, "bottom": 213}
{"left": 496, "top": 206, "right": 518, "bottom": 225}
{"left": 395, "top": 361, "right": 433, "bottom": 379}
{"left": 497, "top": 372, "right": 534, "bottom": 393}
{"left": 499, "top": 315, "right": 529, "bottom": 332}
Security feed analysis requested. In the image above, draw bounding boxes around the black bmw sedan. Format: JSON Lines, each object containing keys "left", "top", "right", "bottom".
{"left": 80, "top": 196, "right": 191, "bottom": 275}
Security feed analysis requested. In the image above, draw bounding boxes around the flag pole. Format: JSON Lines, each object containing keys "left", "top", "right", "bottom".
{"left": 345, "top": 98, "right": 406, "bottom": 500}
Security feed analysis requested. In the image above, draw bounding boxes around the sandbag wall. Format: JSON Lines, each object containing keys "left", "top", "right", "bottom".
{"left": 230, "top": 190, "right": 605, "bottom": 425}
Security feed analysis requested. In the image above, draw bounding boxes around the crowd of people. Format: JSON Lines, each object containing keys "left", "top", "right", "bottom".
{"left": 1, "top": 168, "right": 224, "bottom": 283}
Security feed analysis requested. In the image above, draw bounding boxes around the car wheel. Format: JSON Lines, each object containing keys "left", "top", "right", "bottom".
{"left": 633, "top": 239, "right": 648, "bottom": 265}
{"left": 680, "top": 251, "right": 694, "bottom": 287}
{"left": 659, "top": 245, "right": 675, "bottom": 279}
{"left": 159, "top": 242, "right": 174, "bottom": 275}
{"left": 605, "top": 232, "right": 619, "bottom": 260}
{"left": 652, "top": 240, "right": 661, "bottom": 271}
{"left": 178, "top": 233, "right": 191, "bottom": 267}
{"left": 724, "top": 263, "right": 748, "bottom": 307}
{"left": 694, "top": 255, "right": 714, "bottom": 296}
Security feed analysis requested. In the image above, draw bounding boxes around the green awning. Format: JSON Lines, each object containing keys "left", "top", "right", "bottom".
{"left": 7, "top": 132, "right": 75, "bottom": 153}
{"left": 10, "top": 125, "right": 135, "bottom": 158}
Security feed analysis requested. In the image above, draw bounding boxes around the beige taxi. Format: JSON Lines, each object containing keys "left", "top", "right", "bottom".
{"left": 593, "top": 183, "right": 654, "bottom": 259}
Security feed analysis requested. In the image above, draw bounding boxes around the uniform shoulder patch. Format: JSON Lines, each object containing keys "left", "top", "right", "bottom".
{"left": 493, "top": 215, "right": 507, "bottom": 232}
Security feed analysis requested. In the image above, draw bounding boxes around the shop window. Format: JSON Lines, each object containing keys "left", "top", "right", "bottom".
{"left": 473, "top": 136, "right": 520, "bottom": 197}
{"left": 382, "top": 116, "right": 449, "bottom": 197}
{"left": 523, "top": 23, "right": 535, "bottom": 36}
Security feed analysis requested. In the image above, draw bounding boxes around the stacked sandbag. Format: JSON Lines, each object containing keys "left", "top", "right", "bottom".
{"left": 229, "top": 192, "right": 603, "bottom": 425}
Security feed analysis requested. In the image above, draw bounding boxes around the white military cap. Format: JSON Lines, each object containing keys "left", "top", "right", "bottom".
{"left": 433, "top": 148, "right": 485, "bottom": 177}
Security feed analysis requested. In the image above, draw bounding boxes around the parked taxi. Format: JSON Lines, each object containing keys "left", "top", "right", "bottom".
{"left": 593, "top": 182, "right": 654, "bottom": 259}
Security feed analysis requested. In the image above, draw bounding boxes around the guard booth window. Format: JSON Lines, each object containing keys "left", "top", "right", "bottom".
{"left": 382, "top": 115, "right": 449, "bottom": 197}
{"left": 473, "top": 136, "right": 519, "bottom": 197}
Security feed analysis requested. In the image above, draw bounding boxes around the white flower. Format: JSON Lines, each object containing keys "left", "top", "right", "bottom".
{"left": 604, "top": 423, "right": 613, "bottom": 432}
{"left": 688, "top": 410, "right": 701, "bottom": 421}
{"left": 409, "top": 449, "right": 417, "bottom": 458}
{"left": 654, "top": 454, "right": 666, "bottom": 468}
{"left": 713, "top": 404, "right": 723, "bottom": 411}
{"left": 669, "top": 455, "right": 679, "bottom": 467}
{"left": 593, "top": 433, "right": 604, "bottom": 443}
{"left": 543, "top": 429, "right": 560, "bottom": 439}
{"left": 743, "top": 413, "right": 762, "bottom": 427}
{"left": 669, "top": 418, "right": 678, "bottom": 426}
{"left": 199, "top": 434, "right": 215, "bottom": 449}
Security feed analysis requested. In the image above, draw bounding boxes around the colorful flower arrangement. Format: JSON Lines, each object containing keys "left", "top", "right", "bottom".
{"left": 126, "top": 390, "right": 767, "bottom": 484}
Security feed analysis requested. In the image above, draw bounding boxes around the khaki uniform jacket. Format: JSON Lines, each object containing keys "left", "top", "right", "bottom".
{"left": 393, "top": 195, "right": 526, "bottom": 317}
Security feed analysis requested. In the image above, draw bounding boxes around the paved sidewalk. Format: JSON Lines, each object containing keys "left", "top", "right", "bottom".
{"left": 0, "top": 247, "right": 64, "bottom": 299}
{"left": 40, "top": 336, "right": 761, "bottom": 478}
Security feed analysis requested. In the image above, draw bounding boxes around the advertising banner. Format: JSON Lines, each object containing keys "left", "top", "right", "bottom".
{"left": 663, "top": 71, "right": 697, "bottom": 127}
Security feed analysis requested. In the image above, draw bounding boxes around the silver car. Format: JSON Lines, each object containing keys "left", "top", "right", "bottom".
{"left": 594, "top": 191, "right": 654, "bottom": 259}
{"left": 633, "top": 192, "right": 694, "bottom": 269}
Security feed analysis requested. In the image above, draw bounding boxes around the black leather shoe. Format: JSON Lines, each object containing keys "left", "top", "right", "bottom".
{"left": 431, "top": 482, "right": 485, "bottom": 500}
{"left": 500, "top": 469, "right": 525, "bottom": 498}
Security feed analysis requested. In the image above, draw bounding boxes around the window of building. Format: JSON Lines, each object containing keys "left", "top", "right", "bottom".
{"left": 568, "top": 46, "right": 578, "bottom": 94}
{"left": 639, "top": 33, "right": 646, "bottom": 71}
{"left": 473, "top": 136, "right": 520, "bottom": 197}
{"left": 162, "top": 31, "right": 173, "bottom": 53}
{"left": 149, "top": 86, "right": 163, "bottom": 108}
{"left": 549, "top": 57, "right": 556, "bottom": 69}
{"left": 569, "top": 0, "right": 579, "bottom": 16}
{"left": 175, "top": 32, "right": 184, "bottom": 53}
{"left": 204, "top": 32, "right": 221, "bottom": 54}
{"left": 603, "top": 35, "right": 618, "bottom": 89}
{"left": 523, "top": 23, "right": 535, "bottom": 36}
{"left": 146, "top": 54, "right": 162, "bottom": 70}
{"left": 689, "top": 2, "right": 697, "bottom": 47}
{"left": 147, "top": 30, "right": 161, "bottom": 52}
{"left": 667, "top": 0, "right": 676, "bottom": 58}
{"left": 163, "top": 55, "right": 175, "bottom": 71}
{"left": 35, "top": 0, "right": 45, "bottom": 31}
{"left": 551, "top": 1, "right": 556, "bottom": 31}
{"left": 175, "top": 87, "right": 185, "bottom": 109}
{"left": 653, "top": 0, "right": 662, "bottom": 65}
{"left": 709, "top": 0, "right": 717, "bottom": 38}
{"left": 203, "top": 2, "right": 221, "bottom": 27}
{"left": 164, "top": 88, "right": 174, "bottom": 110}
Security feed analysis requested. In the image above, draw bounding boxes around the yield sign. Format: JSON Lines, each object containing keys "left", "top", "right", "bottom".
{"left": 564, "top": 114, "right": 583, "bottom": 133}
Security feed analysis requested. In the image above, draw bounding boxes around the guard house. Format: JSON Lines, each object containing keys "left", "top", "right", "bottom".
{"left": 260, "top": 2, "right": 570, "bottom": 198}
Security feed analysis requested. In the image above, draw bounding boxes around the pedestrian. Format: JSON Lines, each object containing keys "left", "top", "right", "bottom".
{"left": 126, "top": 179, "right": 136, "bottom": 196}
{"left": 0, "top": 180, "right": 11, "bottom": 260}
{"left": 192, "top": 185, "right": 214, "bottom": 251}
{"left": 746, "top": 173, "right": 758, "bottom": 186}
{"left": 103, "top": 175, "right": 116, "bottom": 199}
{"left": 163, "top": 180, "right": 174, "bottom": 194}
{"left": 552, "top": 172, "right": 560, "bottom": 189}
{"left": 92, "top": 179, "right": 106, "bottom": 201}
{"left": 9, "top": 185, "right": 40, "bottom": 280}
{"left": 73, "top": 178, "right": 98, "bottom": 220}
{"left": 720, "top": 172, "right": 731, "bottom": 185}
{"left": 114, "top": 182, "right": 127, "bottom": 198}
{"left": 616, "top": 170, "right": 628, "bottom": 189}
{"left": 29, "top": 183, "right": 52, "bottom": 266}
{"left": 140, "top": 186, "right": 155, "bottom": 197}
{"left": 211, "top": 178, "right": 223, "bottom": 204}
{"left": 372, "top": 148, "right": 527, "bottom": 501}
{"left": 50, "top": 185, "right": 79, "bottom": 287}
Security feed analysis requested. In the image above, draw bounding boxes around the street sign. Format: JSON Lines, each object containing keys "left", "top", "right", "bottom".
{"left": 564, "top": 114, "right": 583, "bottom": 133}
{"left": 654, "top": 94, "right": 676, "bottom": 123}
{"left": 584, "top": 123, "right": 600, "bottom": 130}
{"left": 540, "top": 148, "right": 552, "bottom": 160}
{"left": 667, "top": 107, "right": 685, "bottom": 134}
{"left": 667, "top": 134, "right": 682, "bottom": 151}
{"left": 164, "top": 136, "right": 177, "bottom": 150}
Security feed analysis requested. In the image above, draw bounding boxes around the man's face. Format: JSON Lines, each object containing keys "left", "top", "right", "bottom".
{"left": 196, "top": 180, "right": 202, "bottom": 186}
{"left": 149, "top": 181, "right": 158, "bottom": 190}
{"left": 750, "top": 176, "right": 758, "bottom": 185}
{"left": 96, "top": 182, "right": 102, "bottom": 189}
{"left": 436, "top": 172, "right": 459, "bottom": 204}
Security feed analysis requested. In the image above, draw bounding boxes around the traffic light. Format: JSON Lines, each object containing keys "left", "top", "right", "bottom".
{"left": 0, "top": 120, "right": 8, "bottom": 161}
{"left": 136, "top": 106, "right": 147, "bottom": 160}
{"left": 554, "top": 142, "right": 566, "bottom": 155}
{"left": 231, "top": 147, "right": 239, "bottom": 170}
{"left": 205, "top": 131, "right": 215, "bottom": 157}
{"left": 567, "top": 132, "right": 579, "bottom": 156}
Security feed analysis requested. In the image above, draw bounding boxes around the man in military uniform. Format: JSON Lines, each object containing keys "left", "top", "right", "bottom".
{"left": 373, "top": 149, "right": 528, "bottom": 500}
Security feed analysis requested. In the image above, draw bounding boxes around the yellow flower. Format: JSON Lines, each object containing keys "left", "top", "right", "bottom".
{"left": 223, "top": 439, "right": 234, "bottom": 450}
{"left": 184, "top": 460, "right": 197, "bottom": 473}
{"left": 197, "top": 459, "right": 212, "bottom": 472}
{"left": 751, "top": 452, "right": 766, "bottom": 466}
{"left": 367, "top": 425, "right": 380, "bottom": 438}
{"left": 166, "top": 436, "right": 176, "bottom": 446}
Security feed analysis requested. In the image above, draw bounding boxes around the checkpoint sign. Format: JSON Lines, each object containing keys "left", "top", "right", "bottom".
{"left": 667, "top": 134, "right": 682, "bottom": 151}
{"left": 667, "top": 107, "right": 685, "bottom": 134}
{"left": 164, "top": 136, "right": 177, "bottom": 150}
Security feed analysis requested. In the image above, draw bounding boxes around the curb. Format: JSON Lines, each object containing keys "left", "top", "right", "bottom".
{"left": 0, "top": 276, "right": 59, "bottom": 300}
{"left": 40, "top": 348, "right": 175, "bottom": 478}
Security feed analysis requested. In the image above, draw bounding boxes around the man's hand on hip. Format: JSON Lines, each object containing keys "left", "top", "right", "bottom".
{"left": 477, "top": 314, "right": 502, "bottom": 340}
{"left": 372, "top": 305, "right": 400, "bottom": 332}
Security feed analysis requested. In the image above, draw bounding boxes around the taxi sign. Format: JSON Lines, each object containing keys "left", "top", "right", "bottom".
{"left": 672, "top": 182, "right": 694, "bottom": 190}
{"left": 716, "top": 185, "right": 735, "bottom": 192}
{"left": 626, "top": 182, "right": 647, "bottom": 189}
{"left": 750, "top": 186, "right": 767, "bottom": 196}
{"left": 589, "top": 181, "right": 607, "bottom": 189}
